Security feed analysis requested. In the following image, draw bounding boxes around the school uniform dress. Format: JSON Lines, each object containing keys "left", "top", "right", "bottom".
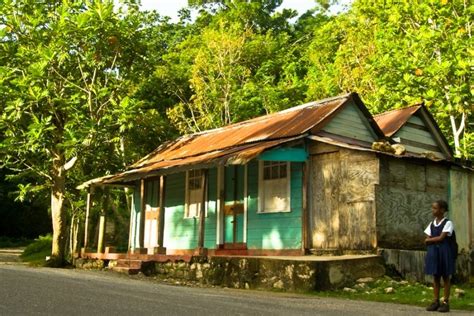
{"left": 424, "top": 218, "right": 455, "bottom": 276}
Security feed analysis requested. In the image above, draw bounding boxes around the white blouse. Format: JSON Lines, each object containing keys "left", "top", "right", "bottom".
{"left": 424, "top": 217, "right": 454, "bottom": 237}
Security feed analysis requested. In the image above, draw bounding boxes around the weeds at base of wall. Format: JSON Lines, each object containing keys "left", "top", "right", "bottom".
{"left": 311, "top": 276, "right": 474, "bottom": 311}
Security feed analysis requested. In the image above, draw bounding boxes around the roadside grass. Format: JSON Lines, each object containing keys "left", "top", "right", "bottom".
{"left": 312, "top": 276, "right": 474, "bottom": 311}
{"left": 20, "top": 234, "right": 52, "bottom": 266}
{"left": 0, "top": 236, "right": 33, "bottom": 248}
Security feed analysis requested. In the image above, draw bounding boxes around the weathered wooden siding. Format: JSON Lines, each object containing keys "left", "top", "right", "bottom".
{"left": 375, "top": 158, "right": 448, "bottom": 249}
{"left": 449, "top": 167, "right": 473, "bottom": 252}
{"left": 321, "top": 101, "right": 377, "bottom": 144}
{"left": 144, "top": 179, "right": 160, "bottom": 249}
{"left": 310, "top": 142, "right": 378, "bottom": 250}
{"left": 162, "top": 169, "right": 217, "bottom": 250}
{"left": 246, "top": 160, "right": 303, "bottom": 250}
{"left": 393, "top": 115, "right": 445, "bottom": 158}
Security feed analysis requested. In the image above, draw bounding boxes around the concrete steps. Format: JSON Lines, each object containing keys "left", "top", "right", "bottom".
{"left": 112, "top": 259, "right": 143, "bottom": 275}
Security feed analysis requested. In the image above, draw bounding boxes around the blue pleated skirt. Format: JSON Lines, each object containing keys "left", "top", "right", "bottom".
{"left": 425, "top": 241, "right": 455, "bottom": 276}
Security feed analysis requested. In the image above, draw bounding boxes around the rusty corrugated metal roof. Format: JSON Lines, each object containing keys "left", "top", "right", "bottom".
{"left": 79, "top": 93, "right": 374, "bottom": 188}
{"left": 373, "top": 105, "right": 422, "bottom": 137}
{"left": 131, "top": 94, "right": 352, "bottom": 169}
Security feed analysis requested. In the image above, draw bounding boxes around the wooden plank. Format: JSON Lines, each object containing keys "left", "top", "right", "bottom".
{"left": 401, "top": 144, "right": 444, "bottom": 156}
{"left": 302, "top": 160, "right": 308, "bottom": 252}
{"left": 243, "top": 164, "right": 248, "bottom": 243}
{"left": 139, "top": 179, "right": 146, "bottom": 248}
{"left": 408, "top": 115, "right": 424, "bottom": 125}
{"left": 311, "top": 152, "right": 340, "bottom": 249}
{"left": 398, "top": 125, "right": 436, "bottom": 140}
{"left": 405, "top": 121, "right": 429, "bottom": 131}
{"left": 400, "top": 138, "right": 441, "bottom": 152}
{"left": 157, "top": 176, "right": 165, "bottom": 248}
{"left": 321, "top": 102, "right": 377, "bottom": 142}
{"left": 216, "top": 166, "right": 224, "bottom": 245}
{"left": 83, "top": 187, "right": 93, "bottom": 251}
{"left": 396, "top": 128, "right": 439, "bottom": 147}
{"left": 323, "top": 124, "right": 375, "bottom": 142}
{"left": 197, "top": 169, "right": 208, "bottom": 250}
{"left": 97, "top": 188, "right": 109, "bottom": 254}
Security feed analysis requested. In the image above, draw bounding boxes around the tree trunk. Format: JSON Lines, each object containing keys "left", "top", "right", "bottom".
{"left": 450, "top": 113, "right": 466, "bottom": 157}
{"left": 50, "top": 151, "right": 67, "bottom": 266}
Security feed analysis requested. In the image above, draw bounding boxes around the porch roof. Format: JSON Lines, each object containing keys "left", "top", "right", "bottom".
{"left": 78, "top": 92, "right": 384, "bottom": 189}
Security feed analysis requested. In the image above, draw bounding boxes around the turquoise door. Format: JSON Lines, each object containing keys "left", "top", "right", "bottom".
{"left": 223, "top": 165, "right": 245, "bottom": 247}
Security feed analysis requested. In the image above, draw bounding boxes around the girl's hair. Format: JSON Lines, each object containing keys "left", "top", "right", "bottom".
{"left": 435, "top": 200, "right": 449, "bottom": 213}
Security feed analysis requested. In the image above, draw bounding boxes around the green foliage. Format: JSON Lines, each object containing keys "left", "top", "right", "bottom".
{"left": 0, "top": 0, "right": 175, "bottom": 259}
{"left": 0, "top": 0, "right": 471, "bottom": 253}
{"left": 163, "top": 0, "right": 307, "bottom": 133}
{"left": 305, "top": 0, "right": 473, "bottom": 158}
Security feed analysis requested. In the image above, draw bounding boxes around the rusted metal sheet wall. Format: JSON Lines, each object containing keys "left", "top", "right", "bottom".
{"left": 375, "top": 158, "right": 448, "bottom": 249}
{"left": 310, "top": 142, "right": 378, "bottom": 250}
{"left": 449, "top": 167, "right": 473, "bottom": 252}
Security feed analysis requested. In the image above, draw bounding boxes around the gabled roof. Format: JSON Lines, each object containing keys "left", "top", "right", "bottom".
{"left": 79, "top": 92, "right": 385, "bottom": 188}
{"left": 374, "top": 105, "right": 422, "bottom": 137}
{"left": 374, "top": 104, "right": 453, "bottom": 159}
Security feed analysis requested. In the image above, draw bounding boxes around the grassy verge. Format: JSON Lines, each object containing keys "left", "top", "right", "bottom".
{"left": 20, "top": 234, "right": 52, "bottom": 266}
{"left": 312, "top": 276, "right": 474, "bottom": 311}
{"left": 0, "top": 236, "right": 33, "bottom": 248}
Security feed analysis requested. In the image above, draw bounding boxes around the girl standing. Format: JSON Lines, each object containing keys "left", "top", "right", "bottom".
{"left": 424, "top": 200, "right": 456, "bottom": 313}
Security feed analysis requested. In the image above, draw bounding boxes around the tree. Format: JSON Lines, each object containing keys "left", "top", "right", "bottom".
{"left": 305, "top": 0, "right": 472, "bottom": 158}
{"left": 0, "top": 0, "right": 164, "bottom": 264}
{"left": 164, "top": 0, "right": 307, "bottom": 133}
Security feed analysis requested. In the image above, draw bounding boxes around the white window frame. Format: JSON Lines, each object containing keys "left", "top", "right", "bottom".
{"left": 258, "top": 161, "right": 291, "bottom": 213}
{"left": 184, "top": 169, "right": 208, "bottom": 219}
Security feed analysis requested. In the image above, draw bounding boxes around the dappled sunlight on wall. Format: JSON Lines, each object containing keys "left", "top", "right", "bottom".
{"left": 262, "top": 228, "right": 284, "bottom": 250}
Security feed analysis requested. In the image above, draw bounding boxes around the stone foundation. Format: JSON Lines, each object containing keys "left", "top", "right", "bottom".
{"left": 75, "top": 255, "right": 386, "bottom": 291}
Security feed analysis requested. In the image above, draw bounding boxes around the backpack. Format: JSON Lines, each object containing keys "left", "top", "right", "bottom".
{"left": 431, "top": 219, "right": 458, "bottom": 260}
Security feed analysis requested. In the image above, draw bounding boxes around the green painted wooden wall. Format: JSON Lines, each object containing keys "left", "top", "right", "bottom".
{"left": 322, "top": 101, "right": 377, "bottom": 143}
{"left": 130, "top": 160, "right": 303, "bottom": 251}
{"left": 246, "top": 160, "right": 303, "bottom": 250}
{"left": 162, "top": 168, "right": 217, "bottom": 250}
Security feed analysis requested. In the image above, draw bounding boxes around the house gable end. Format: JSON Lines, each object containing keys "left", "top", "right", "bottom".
{"left": 317, "top": 99, "right": 379, "bottom": 145}
{"left": 393, "top": 108, "right": 453, "bottom": 159}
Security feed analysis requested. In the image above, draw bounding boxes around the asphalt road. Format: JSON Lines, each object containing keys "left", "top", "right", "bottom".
{"left": 0, "top": 264, "right": 471, "bottom": 316}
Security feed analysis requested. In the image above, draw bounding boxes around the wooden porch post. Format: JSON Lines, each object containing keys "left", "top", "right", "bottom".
{"left": 82, "top": 186, "right": 93, "bottom": 255}
{"left": 302, "top": 160, "right": 309, "bottom": 254}
{"left": 135, "top": 178, "right": 147, "bottom": 254}
{"left": 153, "top": 175, "right": 167, "bottom": 254}
{"left": 97, "top": 187, "right": 108, "bottom": 254}
{"left": 216, "top": 166, "right": 224, "bottom": 247}
{"left": 196, "top": 169, "right": 208, "bottom": 256}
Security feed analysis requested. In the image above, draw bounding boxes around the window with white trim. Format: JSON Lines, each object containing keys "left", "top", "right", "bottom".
{"left": 185, "top": 169, "right": 204, "bottom": 218}
{"left": 258, "top": 161, "right": 291, "bottom": 213}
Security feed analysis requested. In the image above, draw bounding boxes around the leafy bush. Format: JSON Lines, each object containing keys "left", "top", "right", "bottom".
{"left": 20, "top": 234, "right": 52, "bottom": 266}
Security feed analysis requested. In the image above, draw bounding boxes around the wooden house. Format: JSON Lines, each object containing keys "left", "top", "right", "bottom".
{"left": 79, "top": 93, "right": 472, "bottom": 278}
